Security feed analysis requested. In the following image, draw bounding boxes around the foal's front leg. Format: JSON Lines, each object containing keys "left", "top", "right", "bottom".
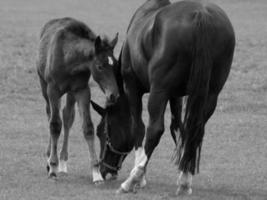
{"left": 74, "top": 87, "right": 103, "bottom": 184}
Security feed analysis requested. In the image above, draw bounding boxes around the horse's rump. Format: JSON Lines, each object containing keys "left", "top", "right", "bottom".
{"left": 173, "top": 4, "right": 235, "bottom": 175}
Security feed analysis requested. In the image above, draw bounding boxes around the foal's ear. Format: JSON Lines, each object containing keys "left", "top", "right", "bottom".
{"left": 110, "top": 33, "right": 119, "bottom": 49}
{"left": 91, "top": 100, "right": 105, "bottom": 116}
{"left": 95, "top": 36, "right": 102, "bottom": 53}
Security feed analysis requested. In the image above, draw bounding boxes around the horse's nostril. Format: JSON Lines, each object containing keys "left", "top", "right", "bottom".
{"left": 109, "top": 94, "right": 115, "bottom": 102}
{"left": 108, "top": 93, "right": 119, "bottom": 104}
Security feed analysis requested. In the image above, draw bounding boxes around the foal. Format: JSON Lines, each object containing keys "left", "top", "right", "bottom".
{"left": 37, "top": 17, "right": 119, "bottom": 183}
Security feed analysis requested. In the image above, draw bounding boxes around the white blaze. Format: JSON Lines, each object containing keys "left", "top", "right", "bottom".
{"left": 108, "top": 56, "right": 114, "bottom": 66}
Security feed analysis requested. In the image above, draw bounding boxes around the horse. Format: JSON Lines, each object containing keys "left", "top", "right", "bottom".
{"left": 37, "top": 17, "right": 119, "bottom": 183}
{"left": 92, "top": 0, "right": 235, "bottom": 194}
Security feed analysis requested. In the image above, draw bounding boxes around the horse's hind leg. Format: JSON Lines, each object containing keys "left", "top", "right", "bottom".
{"left": 74, "top": 87, "right": 103, "bottom": 184}
{"left": 58, "top": 93, "right": 76, "bottom": 173}
{"left": 46, "top": 85, "right": 62, "bottom": 178}
{"left": 176, "top": 93, "right": 218, "bottom": 195}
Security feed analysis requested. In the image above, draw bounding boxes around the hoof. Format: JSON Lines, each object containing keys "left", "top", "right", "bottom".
{"left": 94, "top": 180, "right": 104, "bottom": 186}
{"left": 116, "top": 185, "right": 138, "bottom": 194}
{"left": 106, "top": 173, "right": 118, "bottom": 181}
{"left": 48, "top": 172, "right": 57, "bottom": 179}
{"left": 116, "top": 187, "right": 130, "bottom": 194}
{"left": 175, "top": 184, "right": 192, "bottom": 196}
{"left": 58, "top": 160, "right": 68, "bottom": 174}
{"left": 136, "top": 176, "right": 147, "bottom": 189}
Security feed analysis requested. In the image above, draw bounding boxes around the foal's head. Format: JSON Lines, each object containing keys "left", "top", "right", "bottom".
{"left": 91, "top": 33, "right": 119, "bottom": 105}
{"left": 91, "top": 93, "right": 134, "bottom": 179}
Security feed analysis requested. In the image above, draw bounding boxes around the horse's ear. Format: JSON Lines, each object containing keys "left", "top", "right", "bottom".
{"left": 91, "top": 100, "right": 105, "bottom": 116}
{"left": 95, "top": 36, "right": 102, "bottom": 53}
{"left": 110, "top": 33, "right": 119, "bottom": 49}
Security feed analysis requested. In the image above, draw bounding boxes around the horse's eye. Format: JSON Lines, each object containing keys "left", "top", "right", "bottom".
{"left": 96, "top": 64, "right": 104, "bottom": 71}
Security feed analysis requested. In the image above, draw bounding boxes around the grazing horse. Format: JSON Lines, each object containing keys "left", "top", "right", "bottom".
{"left": 92, "top": 0, "right": 235, "bottom": 194}
{"left": 37, "top": 17, "right": 119, "bottom": 183}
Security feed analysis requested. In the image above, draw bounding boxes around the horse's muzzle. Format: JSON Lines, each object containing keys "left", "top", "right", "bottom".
{"left": 106, "top": 93, "right": 119, "bottom": 106}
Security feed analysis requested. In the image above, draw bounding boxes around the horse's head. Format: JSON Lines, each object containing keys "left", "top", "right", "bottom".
{"left": 91, "top": 94, "right": 134, "bottom": 180}
{"left": 90, "top": 33, "right": 119, "bottom": 105}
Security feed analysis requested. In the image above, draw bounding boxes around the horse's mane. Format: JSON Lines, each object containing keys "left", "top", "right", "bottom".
{"left": 115, "top": 48, "right": 125, "bottom": 95}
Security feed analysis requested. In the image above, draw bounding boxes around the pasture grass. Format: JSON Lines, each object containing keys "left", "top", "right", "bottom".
{"left": 0, "top": 0, "right": 266, "bottom": 199}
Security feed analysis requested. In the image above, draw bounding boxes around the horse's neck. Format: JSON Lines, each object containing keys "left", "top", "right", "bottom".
{"left": 146, "top": 0, "right": 170, "bottom": 8}
{"left": 127, "top": 0, "right": 169, "bottom": 31}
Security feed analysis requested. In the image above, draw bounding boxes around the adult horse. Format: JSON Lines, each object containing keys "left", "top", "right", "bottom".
{"left": 92, "top": 0, "right": 235, "bottom": 194}
{"left": 37, "top": 17, "right": 119, "bottom": 183}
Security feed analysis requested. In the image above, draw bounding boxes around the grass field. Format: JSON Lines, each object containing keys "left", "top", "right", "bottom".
{"left": 0, "top": 0, "right": 267, "bottom": 199}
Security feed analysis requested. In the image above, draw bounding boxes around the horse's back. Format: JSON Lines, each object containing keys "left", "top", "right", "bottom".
{"left": 152, "top": 1, "right": 234, "bottom": 56}
{"left": 124, "top": 0, "right": 235, "bottom": 93}
{"left": 37, "top": 18, "right": 96, "bottom": 81}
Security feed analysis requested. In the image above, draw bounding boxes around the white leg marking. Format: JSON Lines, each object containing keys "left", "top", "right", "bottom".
{"left": 176, "top": 171, "right": 193, "bottom": 195}
{"left": 133, "top": 147, "right": 147, "bottom": 188}
{"left": 58, "top": 160, "right": 68, "bottom": 173}
{"left": 92, "top": 166, "right": 104, "bottom": 183}
{"left": 134, "top": 147, "right": 144, "bottom": 167}
{"left": 134, "top": 147, "right": 147, "bottom": 168}
{"left": 86, "top": 136, "right": 104, "bottom": 183}
{"left": 121, "top": 148, "right": 147, "bottom": 191}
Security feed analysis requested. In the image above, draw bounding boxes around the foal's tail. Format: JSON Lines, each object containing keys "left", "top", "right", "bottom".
{"left": 174, "top": 10, "right": 213, "bottom": 175}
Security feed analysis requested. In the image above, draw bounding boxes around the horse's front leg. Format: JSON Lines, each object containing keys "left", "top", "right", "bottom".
{"left": 125, "top": 85, "right": 147, "bottom": 189}
{"left": 117, "top": 91, "right": 168, "bottom": 193}
{"left": 74, "top": 87, "right": 103, "bottom": 184}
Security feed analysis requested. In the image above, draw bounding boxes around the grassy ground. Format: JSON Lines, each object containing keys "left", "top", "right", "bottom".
{"left": 0, "top": 0, "right": 266, "bottom": 199}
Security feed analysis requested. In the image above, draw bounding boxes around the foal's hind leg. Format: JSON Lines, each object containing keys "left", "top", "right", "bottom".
{"left": 118, "top": 91, "right": 168, "bottom": 193}
{"left": 74, "top": 87, "right": 103, "bottom": 184}
{"left": 176, "top": 93, "right": 218, "bottom": 195}
{"left": 38, "top": 76, "right": 52, "bottom": 158}
{"left": 58, "top": 93, "right": 76, "bottom": 173}
{"left": 46, "top": 85, "right": 62, "bottom": 178}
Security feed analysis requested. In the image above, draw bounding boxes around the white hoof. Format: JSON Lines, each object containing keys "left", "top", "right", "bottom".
{"left": 116, "top": 186, "right": 129, "bottom": 194}
{"left": 92, "top": 167, "right": 104, "bottom": 184}
{"left": 58, "top": 160, "right": 68, "bottom": 174}
{"left": 176, "top": 184, "right": 192, "bottom": 196}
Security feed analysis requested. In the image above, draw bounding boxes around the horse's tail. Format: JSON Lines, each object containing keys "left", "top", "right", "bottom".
{"left": 174, "top": 10, "right": 213, "bottom": 175}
